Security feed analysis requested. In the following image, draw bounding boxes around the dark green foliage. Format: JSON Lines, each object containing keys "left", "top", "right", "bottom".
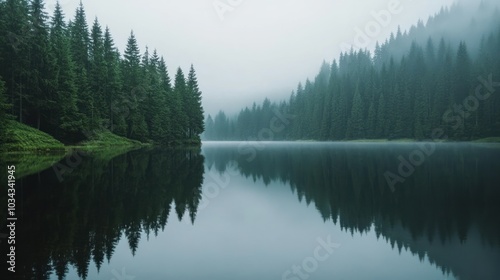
{"left": 0, "top": 77, "right": 11, "bottom": 148}
{"left": 69, "top": 2, "right": 92, "bottom": 132}
{"left": 0, "top": 1, "right": 204, "bottom": 146}
{"left": 187, "top": 65, "right": 205, "bottom": 139}
{"left": 346, "top": 83, "right": 365, "bottom": 139}
{"left": 0, "top": 0, "right": 30, "bottom": 122}
{"left": 102, "top": 26, "right": 124, "bottom": 135}
{"left": 50, "top": 1, "right": 82, "bottom": 141}
{"left": 121, "top": 33, "right": 148, "bottom": 141}
{"left": 172, "top": 67, "right": 189, "bottom": 140}
{"left": 89, "top": 17, "right": 106, "bottom": 128}
{"left": 27, "top": 0, "right": 56, "bottom": 132}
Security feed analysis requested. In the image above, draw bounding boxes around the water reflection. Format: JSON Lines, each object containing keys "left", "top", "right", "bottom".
{"left": 1, "top": 148, "right": 204, "bottom": 280}
{"left": 2, "top": 142, "right": 500, "bottom": 280}
{"left": 203, "top": 142, "right": 500, "bottom": 280}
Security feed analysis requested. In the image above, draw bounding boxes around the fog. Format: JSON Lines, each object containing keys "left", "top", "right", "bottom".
{"left": 46, "top": 0, "right": 456, "bottom": 116}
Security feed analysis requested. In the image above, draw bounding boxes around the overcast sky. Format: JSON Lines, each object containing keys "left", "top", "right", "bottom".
{"left": 45, "top": 0, "right": 455, "bottom": 116}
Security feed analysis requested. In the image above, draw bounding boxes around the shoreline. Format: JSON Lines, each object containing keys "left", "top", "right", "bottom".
{"left": 1, "top": 120, "right": 202, "bottom": 155}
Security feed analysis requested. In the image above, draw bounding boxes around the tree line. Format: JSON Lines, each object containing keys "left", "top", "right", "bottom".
{"left": 0, "top": 0, "right": 204, "bottom": 145}
{"left": 204, "top": 3, "right": 500, "bottom": 141}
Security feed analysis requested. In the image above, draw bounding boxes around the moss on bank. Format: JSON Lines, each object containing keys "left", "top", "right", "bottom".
{"left": 75, "top": 130, "right": 146, "bottom": 149}
{"left": 2, "top": 120, "right": 201, "bottom": 155}
{"left": 1, "top": 121, "right": 204, "bottom": 178}
{"left": 2, "top": 121, "right": 152, "bottom": 154}
{"left": 3, "top": 120, "right": 66, "bottom": 153}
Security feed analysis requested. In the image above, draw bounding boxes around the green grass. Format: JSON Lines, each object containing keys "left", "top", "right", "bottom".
{"left": 76, "top": 130, "right": 146, "bottom": 149}
{"left": 4, "top": 120, "right": 66, "bottom": 153}
{"left": 2, "top": 120, "right": 149, "bottom": 154}
{"left": 2, "top": 122, "right": 148, "bottom": 176}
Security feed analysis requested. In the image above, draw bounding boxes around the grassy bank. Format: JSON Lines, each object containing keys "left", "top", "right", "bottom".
{"left": 1, "top": 121, "right": 152, "bottom": 178}
{"left": 3, "top": 120, "right": 66, "bottom": 153}
{"left": 2, "top": 120, "right": 150, "bottom": 154}
{"left": 74, "top": 130, "right": 147, "bottom": 150}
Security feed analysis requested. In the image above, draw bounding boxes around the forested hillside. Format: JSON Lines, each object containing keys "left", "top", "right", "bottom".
{"left": 205, "top": 2, "right": 500, "bottom": 141}
{"left": 0, "top": 0, "right": 204, "bottom": 147}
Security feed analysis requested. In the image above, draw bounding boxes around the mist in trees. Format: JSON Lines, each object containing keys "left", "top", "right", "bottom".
{"left": 205, "top": 2, "right": 500, "bottom": 141}
{"left": 0, "top": 0, "right": 204, "bottom": 145}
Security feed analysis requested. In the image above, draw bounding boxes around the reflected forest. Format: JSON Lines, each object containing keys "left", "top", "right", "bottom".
{"left": 3, "top": 143, "right": 499, "bottom": 279}
{"left": 1, "top": 149, "right": 204, "bottom": 280}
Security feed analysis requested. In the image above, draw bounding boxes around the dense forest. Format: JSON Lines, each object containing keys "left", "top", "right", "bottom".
{"left": 0, "top": 0, "right": 204, "bottom": 146}
{"left": 204, "top": 2, "right": 500, "bottom": 141}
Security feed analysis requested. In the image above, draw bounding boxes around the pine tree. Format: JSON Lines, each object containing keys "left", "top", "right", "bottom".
{"left": 89, "top": 17, "right": 106, "bottom": 128}
{"left": 173, "top": 67, "right": 189, "bottom": 141}
{"left": 0, "top": 77, "right": 11, "bottom": 148}
{"left": 157, "top": 56, "right": 172, "bottom": 141}
{"left": 27, "top": 0, "right": 57, "bottom": 131}
{"left": 186, "top": 64, "right": 205, "bottom": 140}
{"left": 346, "top": 83, "right": 365, "bottom": 139}
{"left": 375, "top": 91, "right": 386, "bottom": 137}
{"left": 122, "top": 31, "right": 147, "bottom": 140}
{"left": 50, "top": 1, "right": 82, "bottom": 140}
{"left": 102, "top": 26, "right": 123, "bottom": 134}
{"left": 366, "top": 98, "right": 377, "bottom": 138}
{"left": 204, "top": 115, "right": 214, "bottom": 140}
{"left": 0, "top": 0, "right": 30, "bottom": 122}
{"left": 452, "top": 41, "right": 472, "bottom": 139}
{"left": 70, "top": 1, "right": 91, "bottom": 132}
{"left": 147, "top": 49, "right": 168, "bottom": 142}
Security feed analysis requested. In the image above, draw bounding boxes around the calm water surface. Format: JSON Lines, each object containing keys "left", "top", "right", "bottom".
{"left": 3, "top": 142, "right": 500, "bottom": 280}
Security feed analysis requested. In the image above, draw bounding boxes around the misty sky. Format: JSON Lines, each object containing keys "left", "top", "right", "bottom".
{"left": 45, "top": 0, "right": 455, "bottom": 116}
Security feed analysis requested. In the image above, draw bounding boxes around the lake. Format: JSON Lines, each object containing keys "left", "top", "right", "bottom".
{"left": 3, "top": 142, "right": 500, "bottom": 280}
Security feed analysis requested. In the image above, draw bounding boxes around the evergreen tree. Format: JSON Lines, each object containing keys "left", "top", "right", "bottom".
{"left": 0, "top": 77, "right": 11, "bottom": 148}
{"left": 122, "top": 31, "right": 148, "bottom": 140}
{"left": 0, "top": 0, "right": 206, "bottom": 146}
{"left": 89, "top": 17, "right": 106, "bottom": 128}
{"left": 187, "top": 64, "right": 205, "bottom": 140}
{"left": 452, "top": 41, "right": 472, "bottom": 139}
{"left": 50, "top": 1, "right": 81, "bottom": 140}
{"left": 375, "top": 91, "right": 387, "bottom": 137}
{"left": 346, "top": 83, "right": 365, "bottom": 139}
{"left": 173, "top": 67, "right": 189, "bottom": 141}
{"left": 0, "top": 0, "right": 30, "bottom": 122}
{"left": 27, "top": 0, "right": 56, "bottom": 131}
{"left": 157, "top": 56, "right": 173, "bottom": 141}
{"left": 70, "top": 1, "right": 91, "bottom": 131}
{"left": 204, "top": 115, "right": 214, "bottom": 140}
{"left": 102, "top": 26, "right": 123, "bottom": 134}
{"left": 147, "top": 49, "right": 168, "bottom": 142}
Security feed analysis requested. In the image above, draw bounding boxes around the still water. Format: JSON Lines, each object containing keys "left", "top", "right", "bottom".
{"left": 3, "top": 142, "right": 500, "bottom": 280}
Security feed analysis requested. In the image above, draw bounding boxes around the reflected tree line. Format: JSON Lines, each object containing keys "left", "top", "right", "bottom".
{"left": 204, "top": 143, "right": 500, "bottom": 279}
{"left": 1, "top": 149, "right": 204, "bottom": 280}
{"left": 2, "top": 144, "right": 499, "bottom": 279}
